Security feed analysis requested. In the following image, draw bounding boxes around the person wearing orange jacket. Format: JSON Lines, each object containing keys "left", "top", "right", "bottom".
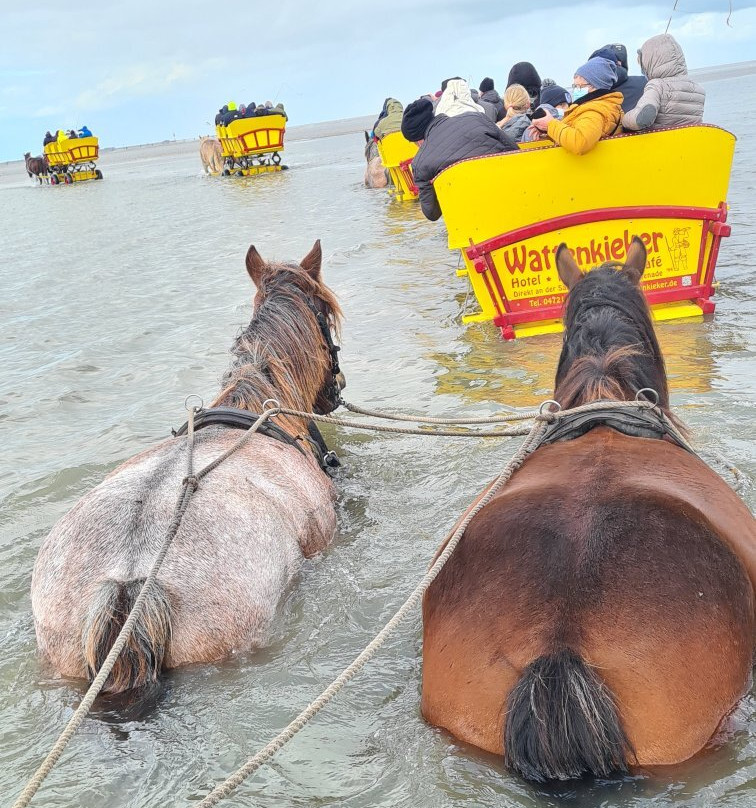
{"left": 532, "top": 57, "right": 623, "bottom": 155}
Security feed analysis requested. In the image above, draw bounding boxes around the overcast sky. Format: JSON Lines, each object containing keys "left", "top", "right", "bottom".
{"left": 2, "top": 0, "right": 755, "bottom": 161}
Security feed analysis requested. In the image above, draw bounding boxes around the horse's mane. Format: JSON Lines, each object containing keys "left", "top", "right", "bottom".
{"left": 213, "top": 262, "right": 342, "bottom": 417}
{"left": 554, "top": 266, "right": 672, "bottom": 417}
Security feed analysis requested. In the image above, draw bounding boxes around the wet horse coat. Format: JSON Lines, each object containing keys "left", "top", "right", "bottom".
{"left": 422, "top": 238, "right": 756, "bottom": 780}
{"left": 32, "top": 241, "right": 344, "bottom": 693}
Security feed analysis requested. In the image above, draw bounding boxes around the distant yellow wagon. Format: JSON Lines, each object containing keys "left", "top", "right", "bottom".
{"left": 43, "top": 136, "right": 102, "bottom": 184}
{"left": 434, "top": 125, "right": 735, "bottom": 339}
{"left": 215, "top": 114, "right": 287, "bottom": 176}
{"left": 375, "top": 132, "right": 418, "bottom": 201}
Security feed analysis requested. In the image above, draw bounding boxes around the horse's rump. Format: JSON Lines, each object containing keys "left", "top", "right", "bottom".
{"left": 422, "top": 431, "right": 754, "bottom": 769}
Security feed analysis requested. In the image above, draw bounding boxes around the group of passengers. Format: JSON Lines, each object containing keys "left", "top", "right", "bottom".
{"left": 43, "top": 126, "right": 92, "bottom": 146}
{"left": 371, "top": 34, "right": 706, "bottom": 221}
{"left": 215, "top": 101, "right": 288, "bottom": 126}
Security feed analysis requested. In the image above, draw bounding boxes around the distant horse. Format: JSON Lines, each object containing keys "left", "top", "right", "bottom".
{"left": 422, "top": 237, "right": 756, "bottom": 781}
{"left": 32, "top": 241, "right": 345, "bottom": 694}
{"left": 24, "top": 152, "right": 49, "bottom": 182}
{"left": 364, "top": 132, "right": 388, "bottom": 188}
{"left": 199, "top": 136, "right": 223, "bottom": 174}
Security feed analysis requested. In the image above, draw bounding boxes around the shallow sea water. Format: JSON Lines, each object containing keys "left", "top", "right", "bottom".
{"left": 0, "top": 78, "right": 754, "bottom": 807}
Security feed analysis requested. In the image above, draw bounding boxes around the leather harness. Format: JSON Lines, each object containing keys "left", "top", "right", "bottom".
{"left": 540, "top": 403, "right": 693, "bottom": 454}
{"left": 172, "top": 406, "right": 340, "bottom": 471}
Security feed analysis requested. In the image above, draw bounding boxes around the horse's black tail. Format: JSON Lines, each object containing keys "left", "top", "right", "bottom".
{"left": 82, "top": 578, "right": 173, "bottom": 694}
{"left": 503, "top": 649, "right": 634, "bottom": 782}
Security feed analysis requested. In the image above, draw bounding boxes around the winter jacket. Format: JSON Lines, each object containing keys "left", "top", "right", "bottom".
{"left": 412, "top": 112, "right": 518, "bottom": 221}
{"left": 623, "top": 34, "right": 704, "bottom": 130}
{"left": 500, "top": 112, "right": 530, "bottom": 141}
{"left": 612, "top": 65, "right": 648, "bottom": 113}
{"left": 480, "top": 89, "right": 505, "bottom": 122}
{"left": 546, "top": 90, "right": 623, "bottom": 155}
{"left": 374, "top": 98, "right": 403, "bottom": 139}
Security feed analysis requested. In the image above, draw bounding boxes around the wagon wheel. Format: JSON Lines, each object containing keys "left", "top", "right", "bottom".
{"left": 64, "top": 173, "right": 73, "bottom": 184}
{"left": 95, "top": 169, "right": 103, "bottom": 180}
{"left": 271, "top": 152, "right": 281, "bottom": 165}
{"left": 235, "top": 170, "right": 244, "bottom": 177}
{"left": 222, "top": 169, "right": 230, "bottom": 176}
{"left": 50, "top": 174, "right": 59, "bottom": 185}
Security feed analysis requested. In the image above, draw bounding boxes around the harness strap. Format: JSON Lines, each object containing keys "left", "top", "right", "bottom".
{"left": 172, "top": 406, "right": 341, "bottom": 473}
{"left": 539, "top": 403, "right": 693, "bottom": 453}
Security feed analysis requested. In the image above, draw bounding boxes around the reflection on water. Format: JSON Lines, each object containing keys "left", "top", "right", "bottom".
{"left": 0, "top": 78, "right": 755, "bottom": 808}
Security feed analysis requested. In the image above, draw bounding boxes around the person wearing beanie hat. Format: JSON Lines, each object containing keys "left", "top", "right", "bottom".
{"left": 401, "top": 97, "right": 434, "bottom": 143}
{"left": 539, "top": 83, "right": 572, "bottom": 112}
{"left": 478, "top": 76, "right": 505, "bottom": 121}
{"left": 590, "top": 43, "right": 647, "bottom": 111}
{"left": 531, "top": 57, "right": 623, "bottom": 154}
{"left": 622, "top": 34, "right": 705, "bottom": 131}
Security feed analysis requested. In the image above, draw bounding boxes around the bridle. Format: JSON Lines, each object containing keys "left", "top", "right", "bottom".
{"left": 306, "top": 300, "right": 343, "bottom": 414}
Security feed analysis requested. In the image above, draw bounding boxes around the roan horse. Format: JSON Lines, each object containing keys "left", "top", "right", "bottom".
{"left": 364, "top": 132, "right": 388, "bottom": 189}
{"left": 199, "top": 136, "right": 223, "bottom": 174}
{"left": 422, "top": 237, "right": 756, "bottom": 781}
{"left": 24, "top": 152, "right": 49, "bottom": 182}
{"left": 32, "top": 241, "right": 345, "bottom": 694}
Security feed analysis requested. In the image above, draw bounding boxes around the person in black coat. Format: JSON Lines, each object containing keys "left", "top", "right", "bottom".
{"left": 479, "top": 77, "right": 505, "bottom": 122}
{"left": 507, "top": 62, "right": 542, "bottom": 109}
{"left": 590, "top": 43, "right": 647, "bottom": 113}
{"left": 410, "top": 79, "right": 518, "bottom": 222}
{"left": 215, "top": 106, "right": 228, "bottom": 125}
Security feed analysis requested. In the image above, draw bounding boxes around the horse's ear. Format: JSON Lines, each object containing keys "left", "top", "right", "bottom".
{"left": 623, "top": 236, "right": 647, "bottom": 284}
{"left": 556, "top": 243, "right": 583, "bottom": 290}
{"left": 245, "top": 245, "right": 266, "bottom": 287}
{"left": 300, "top": 240, "right": 322, "bottom": 279}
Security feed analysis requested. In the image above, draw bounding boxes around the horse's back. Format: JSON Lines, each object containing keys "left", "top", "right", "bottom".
{"left": 32, "top": 429, "right": 336, "bottom": 675}
{"left": 422, "top": 428, "right": 755, "bottom": 762}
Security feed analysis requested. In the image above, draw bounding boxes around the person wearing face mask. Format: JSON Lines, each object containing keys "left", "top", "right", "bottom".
{"left": 531, "top": 57, "right": 623, "bottom": 155}
{"left": 622, "top": 34, "right": 704, "bottom": 131}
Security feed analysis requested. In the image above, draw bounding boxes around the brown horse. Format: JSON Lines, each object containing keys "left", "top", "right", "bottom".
{"left": 199, "top": 136, "right": 223, "bottom": 174}
{"left": 24, "top": 152, "right": 49, "bottom": 182}
{"left": 32, "top": 241, "right": 345, "bottom": 694}
{"left": 364, "top": 132, "right": 388, "bottom": 188}
{"left": 422, "top": 237, "right": 756, "bottom": 781}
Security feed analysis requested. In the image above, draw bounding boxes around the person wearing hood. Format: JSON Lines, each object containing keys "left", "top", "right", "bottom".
{"left": 43, "top": 131, "right": 55, "bottom": 146}
{"left": 215, "top": 106, "right": 227, "bottom": 125}
{"left": 373, "top": 98, "right": 404, "bottom": 138}
{"left": 622, "top": 34, "right": 705, "bottom": 131}
{"left": 78, "top": 125, "right": 92, "bottom": 137}
{"left": 411, "top": 78, "right": 518, "bottom": 222}
{"left": 497, "top": 84, "right": 532, "bottom": 140}
{"left": 590, "top": 43, "right": 647, "bottom": 112}
{"left": 507, "top": 62, "right": 541, "bottom": 109}
{"left": 272, "top": 102, "right": 288, "bottom": 120}
{"left": 478, "top": 77, "right": 505, "bottom": 122}
{"left": 532, "top": 57, "right": 623, "bottom": 154}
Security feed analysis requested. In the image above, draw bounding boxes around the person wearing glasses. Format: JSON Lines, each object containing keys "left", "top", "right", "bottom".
{"left": 531, "top": 57, "right": 623, "bottom": 155}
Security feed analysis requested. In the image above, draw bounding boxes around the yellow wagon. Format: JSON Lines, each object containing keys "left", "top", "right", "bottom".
{"left": 434, "top": 125, "right": 735, "bottom": 339}
{"left": 44, "top": 136, "right": 102, "bottom": 184}
{"left": 375, "top": 131, "right": 418, "bottom": 201}
{"left": 215, "top": 114, "right": 286, "bottom": 176}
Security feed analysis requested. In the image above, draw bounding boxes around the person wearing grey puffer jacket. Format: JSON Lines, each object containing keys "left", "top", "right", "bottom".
{"left": 622, "top": 34, "right": 704, "bottom": 130}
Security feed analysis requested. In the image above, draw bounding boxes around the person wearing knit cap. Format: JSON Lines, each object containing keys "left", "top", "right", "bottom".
{"left": 401, "top": 97, "right": 434, "bottom": 143}
{"left": 590, "top": 43, "right": 647, "bottom": 112}
{"left": 478, "top": 76, "right": 505, "bottom": 122}
{"left": 506, "top": 61, "right": 541, "bottom": 109}
{"left": 531, "top": 57, "right": 623, "bottom": 154}
{"left": 539, "top": 82, "right": 572, "bottom": 112}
